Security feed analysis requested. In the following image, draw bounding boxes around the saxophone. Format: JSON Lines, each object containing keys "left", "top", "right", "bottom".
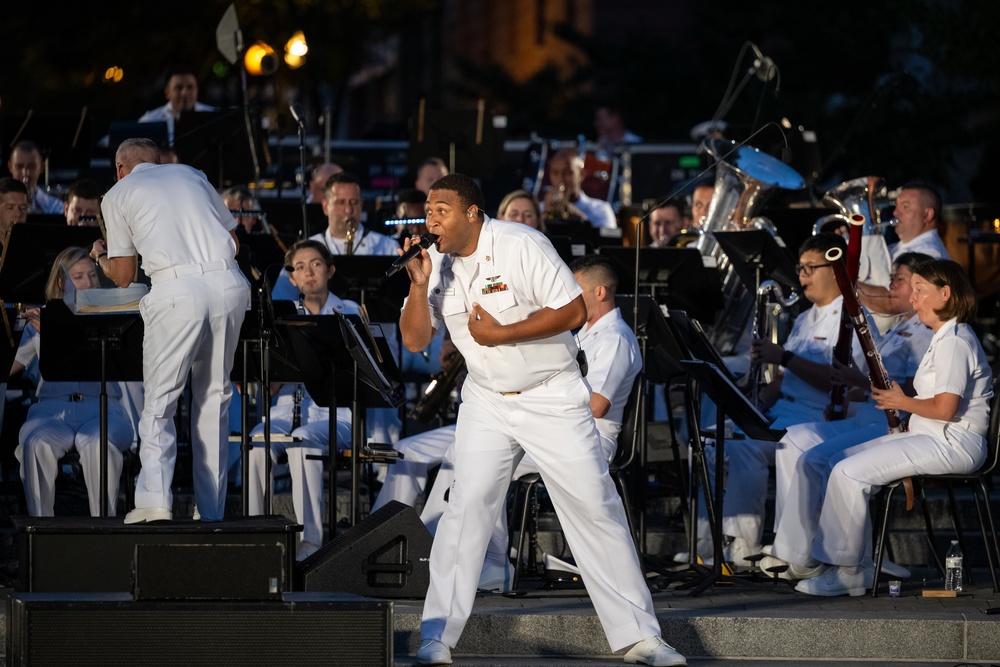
{"left": 344, "top": 219, "right": 356, "bottom": 255}
{"left": 410, "top": 350, "right": 465, "bottom": 423}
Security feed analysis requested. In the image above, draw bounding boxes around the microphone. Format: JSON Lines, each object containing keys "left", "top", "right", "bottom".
{"left": 289, "top": 103, "right": 305, "bottom": 127}
{"left": 752, "top": 55, "right": 777, "bottom": 82}
{"left": 386, "top": 234, "right": 437, "bottom": 277}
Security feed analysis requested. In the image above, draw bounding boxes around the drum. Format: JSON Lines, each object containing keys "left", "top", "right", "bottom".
{"left": 940, "top": 203, "right": 1000, "bottom": 297}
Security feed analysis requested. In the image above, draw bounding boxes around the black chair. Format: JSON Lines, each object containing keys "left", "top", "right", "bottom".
{"left": 508, "top": 373, "right": 645, "bottom": 590}
{"left": 871, "top": 383, "right": 1000, "bottom": 596}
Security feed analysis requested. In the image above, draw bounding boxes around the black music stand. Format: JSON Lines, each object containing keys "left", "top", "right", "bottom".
{"left": 676, "top": 359, "right": 785, "bottom": 597}
{"left": 2, "top": 113, "right": 92, "bottom": 178}
{"left": 328, "top": 256, "right": 409, "bottom": 325}
{"left": 38, "top": 301, "right": 144, "bottom": 518}
{"left": 599, "top": 247, "right": 723, "bottom": 326}
{"left": 0, "top": 224, "right": 103, "bottom": 304}
{"left": 174, "top": 110, "right": 258, "bottom": 188}
{"left": 278, "top": 313, "right": 405, "bottom": 529}
{"left": 713, "top": 229, "right": 800, "bottom": 296}
{"left": 259, "top": 200, "right": 325, "bottom": 241}
{"left": 108, "top": 121, "right": 167, "bottom": 160}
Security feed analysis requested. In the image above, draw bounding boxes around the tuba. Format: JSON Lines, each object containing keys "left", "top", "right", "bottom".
{"left": 813, "top": 176, "right": 893, "bottom": 236}
{"left": 699, "top": 138, "right": 805, "bottom": 355}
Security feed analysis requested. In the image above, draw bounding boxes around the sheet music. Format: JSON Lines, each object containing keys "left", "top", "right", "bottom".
{"left": 340, "top": 314, "right": 397, "bottom": 398}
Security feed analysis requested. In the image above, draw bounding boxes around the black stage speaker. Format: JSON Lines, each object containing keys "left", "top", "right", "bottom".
{"left": 296, "top": 500, "right": 432, "bottom": 598}
{"left": 13, "top": 516, "right": 299, "bottom": 593}
{"left": 7, "top": 592, "right": 392, "bottom": 667}
{"left": 133, "top": 543, "right": 285, "bottom": 600}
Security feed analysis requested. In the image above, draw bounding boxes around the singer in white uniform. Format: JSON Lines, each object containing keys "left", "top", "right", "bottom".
{"left": 93, "top": 138, "right": 250, "bottom": 524}
{"left": 399, "top": 174, "right": 684, "bottom": 667}
{"left": 247, "top": 240, "right": 357, "bottom": 559}
{"left": 796, "top": 259, "right": 992, "bottom": 596}
{"left": 764, "top": 253, "right": 934, "bottom": 578}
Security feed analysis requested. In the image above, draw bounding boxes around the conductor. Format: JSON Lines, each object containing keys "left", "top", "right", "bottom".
{"left": 91, "top": 137, "right": 250, "bottom": 524}
{"left": 398, "top": 174, "right": 685, "bottom": 666}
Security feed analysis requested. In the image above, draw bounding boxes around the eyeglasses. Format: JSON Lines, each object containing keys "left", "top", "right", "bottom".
{"left": 795, "top": 262, "right": 833, "bottom": 276}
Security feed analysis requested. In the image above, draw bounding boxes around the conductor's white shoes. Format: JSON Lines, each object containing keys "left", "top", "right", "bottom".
{"left": 624, "top": 635, "right": 687, "bottom": 666}
{"left": 416, "top": 639, "right": 452, "bottom": 665}
{"left": 123, "top": 507, "right": 172, "bottom": 524}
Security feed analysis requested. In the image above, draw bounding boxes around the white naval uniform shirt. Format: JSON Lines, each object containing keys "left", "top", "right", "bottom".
{"left": 572, "top": 191, "right": 618, "bottom": 229}
{"left": 576, "top": 307, "right": 642, "bottom": 445}
{"left": 908, "top": 318, "right": 993, "bottom": 445}
{"left": 138, "top": 101, "right": 217, "bottom": 145}
{"left": 889, "top": 228, "right": 950, "bottom": 261}
{"left": 421, "top": 216, "right": 582, "bottom": 394}
{"left": 101, "top": 163, "right": 237, "bottom": 273}
{"left": 308, "top": 225, "right": 400, "bottom": 256}
{"left": 31, "top": 189, "right": 64, "bottom": 215}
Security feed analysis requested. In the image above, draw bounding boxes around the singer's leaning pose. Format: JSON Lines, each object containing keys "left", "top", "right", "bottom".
{"left": 397, "top": 173, "right": 685, "bottom": 667}
{"left": 92, "top": 137, "right": 250, "bottom": 524}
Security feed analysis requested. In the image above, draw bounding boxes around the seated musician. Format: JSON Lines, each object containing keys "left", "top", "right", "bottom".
{"left": 793, "top": 260, "right": 991, "bottom": 596}
{"left": 703, "top": 233, "right": 870, "bottom": 566}
{"left": 15, "top": 247, "right": 134, "bottom": 517}
{"left": 759, "top": 253, "right": 934, "bottom": 582}
{"left": 540, "top": 150, "right": 617, "bottom": 229}
{"left": 496, "top": 189, "right": 544, "bottom": 232}
{"left": 247, "top": 240, "right": 358, "bottom": 560}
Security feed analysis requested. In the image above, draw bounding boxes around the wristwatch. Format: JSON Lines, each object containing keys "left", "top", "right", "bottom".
{"left": 780, "top": 349, "right": 795, "bottom": 368}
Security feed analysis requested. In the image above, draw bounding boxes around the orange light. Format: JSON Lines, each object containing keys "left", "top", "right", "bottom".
{"left": 244, "top": 42, "right": 277, "bottom": 76}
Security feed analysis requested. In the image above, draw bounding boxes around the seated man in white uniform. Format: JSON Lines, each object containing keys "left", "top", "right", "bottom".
{"left": 15, "top": 248, "right": 135, "bottom": 516}
{"left": 760, "top": 252, "right": 934, "bottom": 580}
{"left": 540, "top": 150, "right": 617, "bottom": 229}
{"left": 858, "top": 183, "right": 949, "bottom": 327}
{"left": 138, "top": 65, "right": 217, "bottom": 146}
{"left": 247, "top": 240, "right": 358, "bottom": 560}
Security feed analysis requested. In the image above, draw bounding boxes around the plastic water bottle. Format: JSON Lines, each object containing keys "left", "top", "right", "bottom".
{"left": 945, "top": 540, "right": 963, "bottom": 592}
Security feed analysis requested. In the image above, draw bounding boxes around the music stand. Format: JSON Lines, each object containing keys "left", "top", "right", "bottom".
{"left": 0, "top": 224, "right": 103, "bottom": 304}
{"left": 599, "top": 247, "right": 723, "bottom": 326}
{"left": 108, "top": 121, "right": 167, "bottom": 161}
{"left": 677, "top": 359, "right": 785, "bottom": 597}
{"left": 2, "top": 112, "right": 92, "bottom": 179}
{"left": 259, "top": 200, "right": 325, "bottom": 241}
{"left": 39, "top": 301, "right": 144, "bottom": 518}
{"left": 279, "top": 313, "right": 405, "bottom": 529}
{"left": 25, "top": 215, "right": 65, "bottom": 226}
{"left": 713, "top": 229, "right": 799, "bottom": 295}
{"left": 174, "top": 110, "right": 258, "bottom": 188}
{"left": 327, "top": 256, "right": 409, "bottom": 325}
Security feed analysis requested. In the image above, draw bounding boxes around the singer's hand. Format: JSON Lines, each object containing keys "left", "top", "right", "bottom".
{"left": 468, "top": 303, "right": 503, "bottom": 346}
{"left": 400, "top": 235, "right": 432, "bottom": 286}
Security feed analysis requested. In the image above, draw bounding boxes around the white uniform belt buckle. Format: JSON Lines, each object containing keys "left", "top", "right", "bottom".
{"left": 499, "top": 391, "right": 521, "bottom": 396}
{"left": 68, "top": 394, "right": 84, "bottom": 402}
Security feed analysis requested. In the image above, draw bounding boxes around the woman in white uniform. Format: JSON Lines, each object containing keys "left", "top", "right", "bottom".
{"left": 796, "top": 259, "right": 992, "bottom": 596}
{"left": 15, "top": 247, "right": 134, "bottom": 516}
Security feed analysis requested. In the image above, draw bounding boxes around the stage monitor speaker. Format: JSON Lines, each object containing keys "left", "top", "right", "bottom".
{"left": 134, "top": 543, "right": 285, "bottom": 600}
{"left": 296, "top": 500, "right": 431, "bottom": 598}
{"left": 7, "top": 592, "right": 392, "bottom": 667}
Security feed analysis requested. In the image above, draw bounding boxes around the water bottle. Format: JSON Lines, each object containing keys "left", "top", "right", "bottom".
{"left": 945, "top": 540, "right": 963, "bottom": 592}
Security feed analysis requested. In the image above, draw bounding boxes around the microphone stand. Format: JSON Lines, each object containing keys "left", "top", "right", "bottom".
{"left": 235, "top": 28, "right": 262, "bottom": 186}
{"left": 295, "top": 118, "right": 308, "bottom": 240}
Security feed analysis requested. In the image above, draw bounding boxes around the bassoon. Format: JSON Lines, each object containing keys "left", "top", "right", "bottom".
{"left": 827, "top": 214, "right": 864, "bottom": 420}
{"left": 825, "top": 244, "right": 906, "bottom": 434}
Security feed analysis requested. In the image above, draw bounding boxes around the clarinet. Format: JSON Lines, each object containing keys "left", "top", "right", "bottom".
{"left": 827, "top": 214, "right": 864, "bottom": 420}
{"left": 825, "top": 246, "right": 906, "bottom": 434}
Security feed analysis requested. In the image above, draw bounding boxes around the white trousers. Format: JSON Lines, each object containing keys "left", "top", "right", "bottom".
{"left": 812, "top": 427, "right": 986, "bottom": 568}
{"left": 719, "top": 398, "right": 825, "bottom": 546}
{"left": 769, "top": 416, "right": 886, "bottom": 567}
{"left": 421, "top": 371, "right": 659, "bottom": 651}
{"left": 17, "top": 398, "right": 133, "bottom": 516}
{"left": 248, "top": 414, "right": 351, "bottom": 545}
{"left": 371, "top": 424, "right": 456, "bottom": 514}
{"left": 136, "top": 268, "right": 249, "bottom": 520}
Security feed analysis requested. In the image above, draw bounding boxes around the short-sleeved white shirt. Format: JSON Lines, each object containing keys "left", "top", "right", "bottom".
{"left": 877, "top": 313, "right": 933, "bottom": 382}
{"left": 889, "top": 229, "right": 950, "bottom": 262}
{"left": 101, "top": 163, "right": 237, "bottom": 275}
{"left": 576, "top": 307, "right": 642, "bottom": 443}
{"left": 420, "top": 216, "right": 582, "bottom": 393}
{"left": 909, "top": 318, "right": 993, "bottom": 442}
{"left": 308, "top": 225, "right": 399, "bottom": 256}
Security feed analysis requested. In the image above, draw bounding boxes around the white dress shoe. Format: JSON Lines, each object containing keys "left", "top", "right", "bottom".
{"left": 123, "top": 507, "right": 172, "bottom": 524}
{"left": 758, "top": 552, "right": 823, "bottom": 581}
{"left": 624, "top": 635, "right": 687, "bottom": 666}
{"left": 416, "top": 639, "right": 452, "bottom": 665}
{"left": 795, "top": 565, "right": 867, "bottom": 597}
{"left": 723, "top": 537, "right": 761, "bottom": 572}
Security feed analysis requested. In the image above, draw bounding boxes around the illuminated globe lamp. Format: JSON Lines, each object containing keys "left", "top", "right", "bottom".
{"left": 245, "top": 41, "right": 277, "bottom": 76}
{"left": 284, "top": 30, "right": 308, "bottom": 69}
